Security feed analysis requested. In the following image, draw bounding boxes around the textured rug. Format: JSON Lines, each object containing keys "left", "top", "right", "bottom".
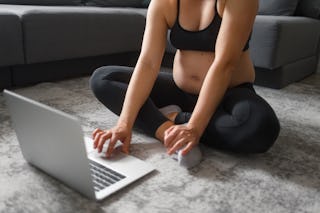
{"left": 0, "top": 72, "right": 319, "bottom": 213}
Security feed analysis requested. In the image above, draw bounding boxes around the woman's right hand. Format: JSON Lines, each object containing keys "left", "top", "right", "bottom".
{"left": 92, "top": 123, "right": 132, "bottom": 158}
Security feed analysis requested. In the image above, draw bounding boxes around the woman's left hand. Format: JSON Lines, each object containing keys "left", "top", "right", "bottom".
{"left": 164, "top": 124, "right": 201, "bottom": 156}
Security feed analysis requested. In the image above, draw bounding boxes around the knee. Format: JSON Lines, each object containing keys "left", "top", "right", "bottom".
{"left": 244, "top": 108, "right": 280, "bottom": 153}
{"left": 89, "top": 66, "right": 111, "bottom": 91}
{"left": 210, "top": 91, "right": 280, "bottom": 154}
{"left": 258, "top": 110, "right": 280, "bottom": 153}
{"left": 89, "top": 66, "right": 113, "bottom": 93}
{"left": 90, "top": 67, "right": 106, "bottom": 94}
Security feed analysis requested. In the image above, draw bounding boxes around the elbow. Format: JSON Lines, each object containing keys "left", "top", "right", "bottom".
{"left": 213, "top": 57, "right": 239, "bottom": 76}
{"left": 137, "top": 51, "right": 164, "bottom": 74}
{"left": 136, "top": 57, "right": 159, "bottom": 75}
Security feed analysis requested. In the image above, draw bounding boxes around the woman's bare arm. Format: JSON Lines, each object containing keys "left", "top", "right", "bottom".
{"left": 117, "top": 0, "right": 170, "bottom": 129}
{"left": 93, "top": 0, "right": 172, "bottom": 157}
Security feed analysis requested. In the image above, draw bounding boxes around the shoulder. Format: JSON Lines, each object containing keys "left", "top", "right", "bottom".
{"left": 147, "top": 0, "right": 177, "bottom": 28}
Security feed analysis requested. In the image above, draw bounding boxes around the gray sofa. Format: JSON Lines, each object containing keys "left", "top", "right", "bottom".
{"left": 250, "top": 0, "right": 320, "bottom": 88}
{"left": 0, "top": 3, "right": 148, "bottom": 88}
{"left": 0, "top": 0, "right": 319, "bottom": 89}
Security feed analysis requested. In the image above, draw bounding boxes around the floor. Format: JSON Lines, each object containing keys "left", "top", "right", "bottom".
{"left": 0, "top": 73, "right": 319, "bottom": 213}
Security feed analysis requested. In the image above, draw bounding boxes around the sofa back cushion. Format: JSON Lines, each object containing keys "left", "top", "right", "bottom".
{"left": 0, "top": 0, "right": 82, "bottom": 5}
{"left": 258, "top": 0, "right": 300, "bottom": 16}
{"left": 85, "top": 0, "right": 144, "bottom": 7}
{"left": 295, "top": 0, "right": 320, "bottom": 19}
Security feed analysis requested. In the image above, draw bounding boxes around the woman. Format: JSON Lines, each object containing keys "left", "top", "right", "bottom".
{"left": 90, "top": 0, "right": 280, "bottom": 167}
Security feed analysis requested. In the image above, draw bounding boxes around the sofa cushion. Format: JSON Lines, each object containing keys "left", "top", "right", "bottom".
{"left": 0, "top": 0, "right": 82, "bottom": 5}
{"left": 258, "top": 0, "right": 300, "bottom": 16}
{"left": 85, "top": 0, "right": 144, "bottom": 7}
{"left": 0, "top": 10, "right": 24, "bottom": 67}
{"left": 250, "top": 15, "right": 320, "bottom": 69}
{"left": 0, "top": 5, "right": 146, "bottom": 64}
{"left": 295, "top": 0, "right": 320, "bottom": 19}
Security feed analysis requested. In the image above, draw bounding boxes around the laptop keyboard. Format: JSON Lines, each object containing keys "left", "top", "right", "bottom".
{"left": 89, "top": 160, "right": 126, "bottom": 192}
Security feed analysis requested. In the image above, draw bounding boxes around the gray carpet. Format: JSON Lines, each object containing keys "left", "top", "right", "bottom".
{"left": 0, "top": 73, "right": 319, "bottom": 213}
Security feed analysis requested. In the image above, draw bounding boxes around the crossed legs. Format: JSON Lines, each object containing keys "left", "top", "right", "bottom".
{"left": 90, "top": 65, "right": 280, "bottom": 155}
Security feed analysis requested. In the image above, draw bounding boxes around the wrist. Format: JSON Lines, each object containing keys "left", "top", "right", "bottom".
{"left": 186, "top": 122, "right": 204, "bottom": 138}
{"left": 117, "top": 117, "right": 132, "bottom": 129}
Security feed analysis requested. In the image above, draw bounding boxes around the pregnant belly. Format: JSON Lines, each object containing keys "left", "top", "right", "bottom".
{"left": 172, "top": 50, "right": 214, "bottom": 94}
{"left": 172, "top": 50, "right": 255, "bottom": 94}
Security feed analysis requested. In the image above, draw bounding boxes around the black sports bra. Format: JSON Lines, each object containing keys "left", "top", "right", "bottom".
{"left": 170, "top": 0, "right": 250, "bottom": 52}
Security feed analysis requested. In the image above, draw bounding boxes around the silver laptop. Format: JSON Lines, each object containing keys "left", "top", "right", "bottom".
{"left": 4, "top": 89, "right": 155, "bottom": 200}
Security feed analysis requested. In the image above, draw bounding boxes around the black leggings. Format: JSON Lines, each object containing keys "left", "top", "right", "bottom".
{"left": 90, "top": 66, "right": 280, "bottom": 153}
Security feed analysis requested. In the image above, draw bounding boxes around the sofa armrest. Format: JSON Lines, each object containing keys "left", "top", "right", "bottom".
{"left": 250, "top": 15, "right": 320, "bottom": 69}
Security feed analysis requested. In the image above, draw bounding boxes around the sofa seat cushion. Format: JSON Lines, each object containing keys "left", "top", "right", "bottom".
{"left": 0, "top": 0, "right": 82, "bottom": 5}
{"left": 0, "top": 5, "right": 146, "bottom": 64}
{"left": 0, "top": 10, "right": 24, "bottom": 67}
{"left": 258, "top": 0, "right": 299, "bottom": 16}
{"left": 250, "top": 15, "right": 320, "bottom": 70}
